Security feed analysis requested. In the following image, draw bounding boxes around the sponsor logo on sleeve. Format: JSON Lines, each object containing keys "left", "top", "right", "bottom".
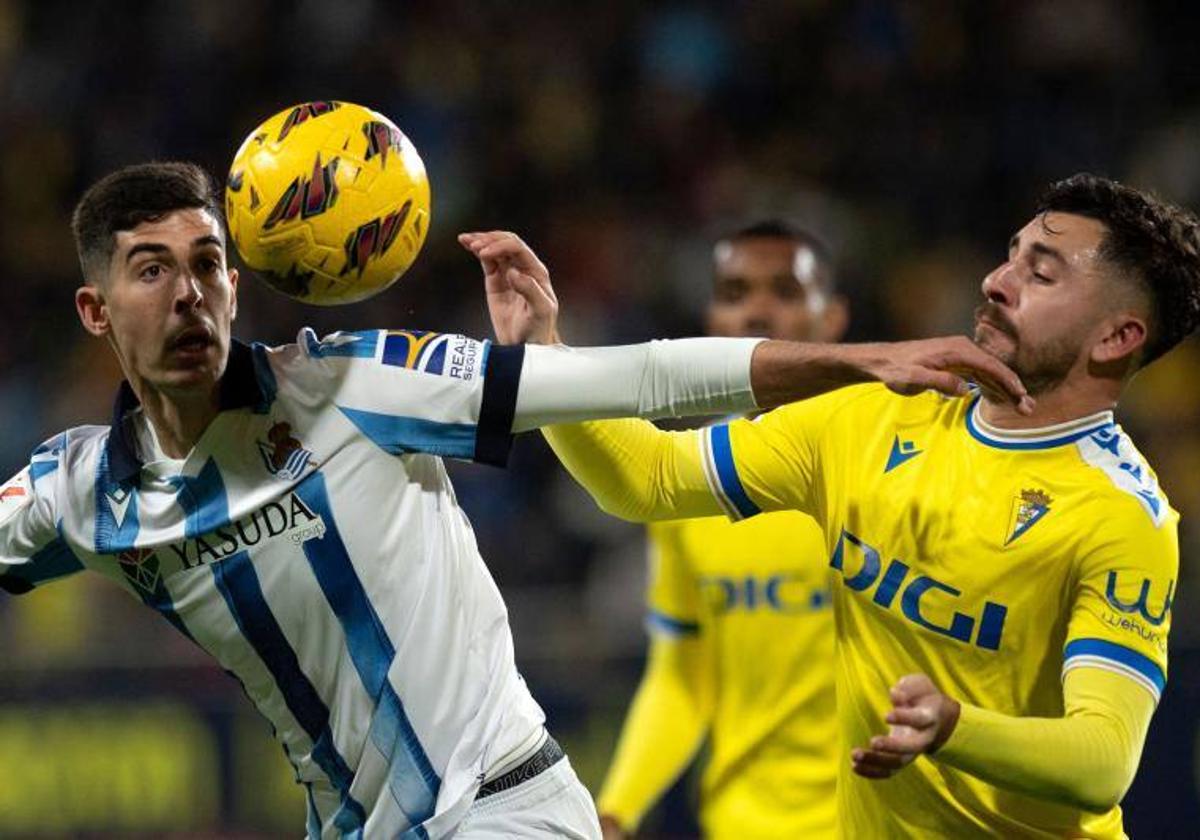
{"left": 0, "top": 469, "right": 32, "bottom": 527}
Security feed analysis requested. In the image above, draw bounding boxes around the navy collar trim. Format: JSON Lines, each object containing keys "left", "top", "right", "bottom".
{"left": 105, "top": 339, "right": 265, "bottom": 484}
{"left": 964, "top": 395, "right": 1115, "bottom": 451}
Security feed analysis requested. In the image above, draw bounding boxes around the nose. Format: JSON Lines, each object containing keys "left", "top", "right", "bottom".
{"left": 175, "top": 272, "right": 204, "bottom": 313}
{"left": 738, "top": 289, "right": 778, "bottom": 335}
{"left": 981, "top": 262, "right": 1015, "bottom": 307}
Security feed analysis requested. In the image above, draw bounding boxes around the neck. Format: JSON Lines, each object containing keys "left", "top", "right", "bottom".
{"left": 133, "top": 380, "right": 221, "bottom": 458}
{"left": 977, "top": 375, "right": 1117, "bottom": 429}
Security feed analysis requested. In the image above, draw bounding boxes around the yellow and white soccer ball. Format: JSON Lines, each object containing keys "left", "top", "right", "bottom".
{"left": 226, "top": 101, "right": 430, "bottom": 305}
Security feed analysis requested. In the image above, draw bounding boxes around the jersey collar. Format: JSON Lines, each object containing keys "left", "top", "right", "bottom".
{"left": 106, "top": 339, "right": 268, "bottom": 484}
{"left": 965, "top": 394, "right": 1115, "bottom": 450}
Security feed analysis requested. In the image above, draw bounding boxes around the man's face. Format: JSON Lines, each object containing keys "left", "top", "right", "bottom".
{"left": 80, "top": 208, "right": 238, "bottom": 396}
{"left": 707, "top": 237, "right": 839, "bottom": 342}
{"left": 975, "top": 211, "right": 1114, "bottom": 395}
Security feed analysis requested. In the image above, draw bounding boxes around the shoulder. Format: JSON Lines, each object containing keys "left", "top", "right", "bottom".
{"left": 759, "top": 383, "right": 964, "bottom": 434}
{"left": 1072, "top": 425, "right": 1175, "bottom": 531}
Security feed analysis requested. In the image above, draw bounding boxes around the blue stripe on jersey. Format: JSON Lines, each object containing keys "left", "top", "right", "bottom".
{"left": 1064, "top": 638, "right": 1166, "bottom": 694}
{"left": 170, "top": 458, "right": 231, "bottom": 538}
{"left": 30, "top": 459, "right": 57, "bottom": 482}
{"left": 211, "top": 551, "right": 367, "bottom": 835}
{"left": 251, "top": 342, "right": 279, "bottom": 412}
{"left": 30, "top": 432, "right": 66, "bottom": 482}
{"left": 338, "top": 406, "right": 476, "bottom": 459}
{"left": 94, "top": 448, "right": 141, "bottom": 554}
{"left": 646, "top": 609, "right": 700, "bottom": 636}
{"left": 710, "top": 425, "right": 761, "bottom": 519}
{"left": 295, "top": 472, "right": 441, "bottom": 827}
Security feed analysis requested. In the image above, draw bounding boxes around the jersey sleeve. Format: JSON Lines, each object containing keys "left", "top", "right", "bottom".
{"left": 645, "top": 521, "right": 702, "bottom": 637}
{"left": 284, "top": 328, "right": 522, "bottom": 466}
{"left": 713, "top": 385, "right": 872, "bottom": 521}
{"left": 1063, "top": 496, "right": 1178, "bottom": 705}
{"left": 0, "top": 434, "right": 83, "bottom": 595}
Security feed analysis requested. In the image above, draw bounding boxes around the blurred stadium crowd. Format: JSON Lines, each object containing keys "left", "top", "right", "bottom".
{"left": 1, "top": 0, "right": 1198, "bottom": 835}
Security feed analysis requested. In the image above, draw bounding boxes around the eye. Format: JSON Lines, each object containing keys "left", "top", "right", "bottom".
{"left": 139, "top": 263, "right": 164, "bottom": 281}
{"left": 1033, "top": 272, "right": 1054, "bottom": 284}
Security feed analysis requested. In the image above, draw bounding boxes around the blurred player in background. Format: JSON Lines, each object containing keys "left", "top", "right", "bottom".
{"left": 596, "top": 221, "right": 848, "bottom": 840}
{"left": 539, "top": 174, "right": 1199, "bottom": 838}
{"left": 0, "top": 163, "right": 1024, "bottom": 839}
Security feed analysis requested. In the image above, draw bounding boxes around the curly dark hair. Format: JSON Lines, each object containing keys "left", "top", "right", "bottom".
{"left": 1036, "top": 173, "right": 1200, "bottom": 366}
{"left": 71, "top": 161, "right": 223, "bottom": 285}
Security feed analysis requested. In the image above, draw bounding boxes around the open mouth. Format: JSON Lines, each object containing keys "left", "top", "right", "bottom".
{"left": 169, "top": 325, "right": 215, "bottom": 355}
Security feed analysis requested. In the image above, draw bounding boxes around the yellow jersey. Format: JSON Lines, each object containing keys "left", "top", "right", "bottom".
{"left": 638, "top": 510, "right": 837, "bottom": 838}
{"left": 693, "top": 384, "right": 1177, "bottom": 838}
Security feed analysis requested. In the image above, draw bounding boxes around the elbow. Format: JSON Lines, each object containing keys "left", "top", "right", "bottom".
{"left": 1065, "top": 768, "right": 1134, "bottom": 814}
{"left": 595, "top": 493, "right": 657, "bottom": 523}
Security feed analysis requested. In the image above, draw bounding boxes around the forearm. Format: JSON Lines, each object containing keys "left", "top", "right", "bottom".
{"left": 513, "top": 339, "right": 760, "bottom": 432}
{"left": 934, "top": 669, "right": 1154, "bottom": 812}
{"left": 598, "top": 638, "right": 712, "bottom": 830}
{"left": 542, "top": 420, "right": 719, "bottom": 521}
{"left": 749, "top": 340, "right": 876, "bottom": 408}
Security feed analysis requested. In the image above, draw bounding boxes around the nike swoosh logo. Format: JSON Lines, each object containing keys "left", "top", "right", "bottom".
{"left": 884, "top": 435, "right": 923, "bottom": 473}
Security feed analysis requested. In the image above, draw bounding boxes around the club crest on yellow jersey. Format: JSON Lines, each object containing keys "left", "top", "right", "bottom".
{"left": 1005, "top": 488, "right": 1052, "bottom": 545}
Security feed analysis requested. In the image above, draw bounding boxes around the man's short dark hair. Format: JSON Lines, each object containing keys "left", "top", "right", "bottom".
{"left": 1037, "top": 173, "right": 1200, "bottom": 366}
{"left": 718, "top": 219, "right": 837, "bottom": 292}
{"left": 71, "top": 161, "right": 223, "bottom": 285}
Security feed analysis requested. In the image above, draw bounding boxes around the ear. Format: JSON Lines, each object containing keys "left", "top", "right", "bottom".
{"left": 75, "top": 284, "right": 110, "bottom": 337}
{"left": 228, "top": 267, "right": 239, "bottom": 322}
{"left": 819, "top": 294, "right": 850, "bottom": 342}
{"left": 1091, "top": 315, "right": 1147, "bottom": 365}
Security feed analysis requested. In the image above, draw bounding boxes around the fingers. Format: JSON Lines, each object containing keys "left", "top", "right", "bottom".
{"left": 941, "top": 338, "right": 1033, "bottom": 414}
{"left": 459, "top": 231, "right": 549, "bottom": 281}
{"left": 851, "top": 746, "right": 912, "bottom": 778}
{"left": 507, "top": 268, "right": 557, "bottom": 315}
{"left": 884, "top": 706, "right": 936, "bottom": 729}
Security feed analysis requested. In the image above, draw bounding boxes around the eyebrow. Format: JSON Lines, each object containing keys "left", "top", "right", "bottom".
{"left": 1008, "top": 233, "right": 1067, "bottom": 265}
{"left": 125, "top": 235, "right": 224, "bottom": 263}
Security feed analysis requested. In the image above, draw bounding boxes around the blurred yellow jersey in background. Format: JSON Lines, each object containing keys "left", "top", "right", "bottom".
{"left": 706, "top": 385, "right": 1176, "bottom": 838}
{"left": 599, "top": 507, "right": 837, "bottom": 838}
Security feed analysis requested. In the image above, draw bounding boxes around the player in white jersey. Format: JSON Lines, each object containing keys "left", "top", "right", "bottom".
{"left": 0, "top": 163, "right": 1029, "bottom": 838}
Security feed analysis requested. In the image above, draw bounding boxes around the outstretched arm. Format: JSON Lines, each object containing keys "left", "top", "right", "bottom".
{"left": 459, "top": 230, "right": 1035, "bottom": 418}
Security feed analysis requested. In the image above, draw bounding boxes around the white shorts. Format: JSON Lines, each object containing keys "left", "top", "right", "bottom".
{"left": 453, "top": 756, "right": 601, "bottom": 839}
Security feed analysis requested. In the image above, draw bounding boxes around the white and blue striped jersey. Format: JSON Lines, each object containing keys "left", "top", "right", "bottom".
{"left": 0, "top": 327, "right": 547, "bottom": 839}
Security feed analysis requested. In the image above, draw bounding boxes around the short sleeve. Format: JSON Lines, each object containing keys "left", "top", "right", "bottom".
{"left": 645, "top": 521, "right": 701, "bottom": 637}
{"left": 0, "top": 435, "right": 83, "bottom": 595}
{"left": 1063, "top": 502, "right": 1178, "bottom": 704}
{"left": 708, "top": 385, "right": 871, "bottom": 521}
{"left": 285, "top": 328, "right": 523, "bottom": 466}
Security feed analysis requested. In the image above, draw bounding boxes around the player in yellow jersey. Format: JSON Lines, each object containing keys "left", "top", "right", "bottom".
{"left": 597, "top": 222, "right": 848, "bottom": 839}
{"left": 466, "top": 174, "right": 1199, "bottom": 838}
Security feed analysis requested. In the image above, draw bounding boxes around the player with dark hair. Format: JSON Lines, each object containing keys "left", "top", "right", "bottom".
{"left": 529, "top": 173, "right": 1200, "bottom": 838}
{"left": 596, "top": 221, "right": 848, "bottom": 840}
{"left": 0, "top": 162, "right": 1025, "bottom": 839}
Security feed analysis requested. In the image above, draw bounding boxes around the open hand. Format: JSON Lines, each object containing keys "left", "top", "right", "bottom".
{"left": 852, "top": 674, "right": 961, "bottom": 780}
{"left": 459, "top": 231, "right": 559, "bottom": 345}
{"left": 853, "top": 336, "right": 1034, "bottom": 415}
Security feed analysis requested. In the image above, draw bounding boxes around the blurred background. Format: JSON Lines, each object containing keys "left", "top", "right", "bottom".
{"left": 2, "top": 0, "right": 1199, "bottom": 836}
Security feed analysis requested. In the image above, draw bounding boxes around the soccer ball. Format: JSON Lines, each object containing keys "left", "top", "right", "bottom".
{"left": 226, "top": 101, "right": 431, "bottom": 305}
